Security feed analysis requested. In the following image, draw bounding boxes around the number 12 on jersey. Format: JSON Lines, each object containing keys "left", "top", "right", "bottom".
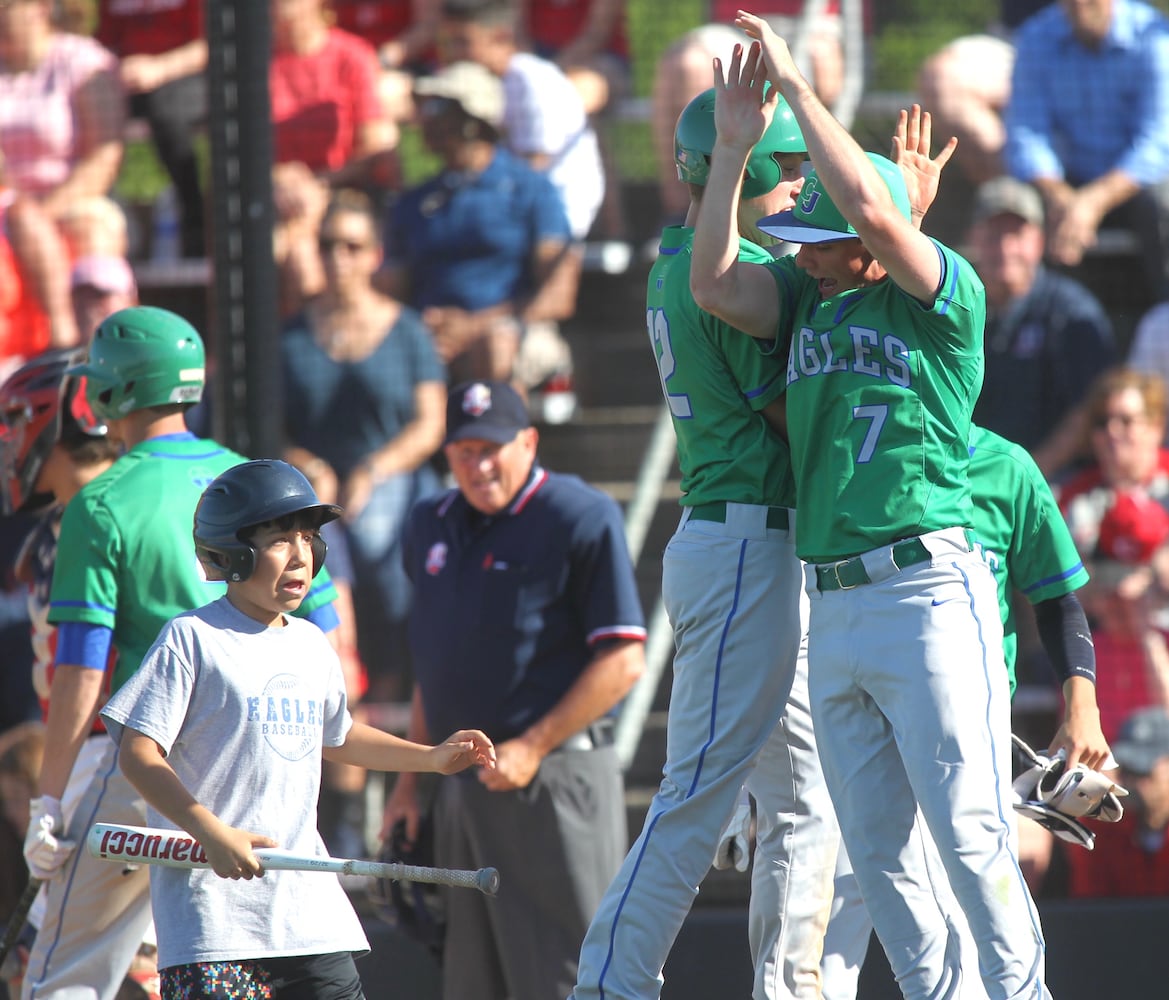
{"left": 647, "top": 308, "right": 692, "bottom": 418}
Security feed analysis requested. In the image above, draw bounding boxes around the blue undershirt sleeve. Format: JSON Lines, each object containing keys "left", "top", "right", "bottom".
{"left": 55, "top": 621, "right": 113, "bottom": 671}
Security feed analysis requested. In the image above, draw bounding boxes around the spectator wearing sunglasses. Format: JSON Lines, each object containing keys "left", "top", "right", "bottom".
{"left": 282, "top": 187, "right": 446, "bottom": 707}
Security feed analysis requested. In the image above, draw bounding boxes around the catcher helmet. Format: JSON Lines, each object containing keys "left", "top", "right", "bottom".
{"left": 675, "top": 86, "right": 805, "bottom": 199}
{"left": 368, "top": 816, "right": 446, "bottom": 959}
{"left": 0, "top": 348, "right": 107, "bottom": 516}
{"left": 193, "top": 460, "right": 342, "bottom": 582}
{"left": 72, "top": 306, "right": 205, "bottom": 423}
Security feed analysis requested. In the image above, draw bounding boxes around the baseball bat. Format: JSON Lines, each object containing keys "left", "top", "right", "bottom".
{"left": 0, "top": 877, "right": 41, "bottom": 969}
{"left": 87, "top": 823, "right": 500, "bottom": 896}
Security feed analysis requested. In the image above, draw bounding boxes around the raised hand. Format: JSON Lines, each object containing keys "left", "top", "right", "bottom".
{"left": 734, "top": 10, "right": 799, "bottom": 89}
{"left": 712, "top": 41, "right": 776, "bottom": 155}
{"left": 890, "top": 104, "right": 957, "bottom": 227}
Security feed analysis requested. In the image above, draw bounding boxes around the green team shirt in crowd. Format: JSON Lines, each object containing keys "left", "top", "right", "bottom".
{"left": 648, "top": 226, "right": 796, "bottom": 508}
{"left": 49, "top": 434, "right": 339, "bottom": 693}
{"left": 967, "top": 425, "right": 1089, "bottom": 694}
{"left": 765, "top": 240, "right": 986, "bottom": 563}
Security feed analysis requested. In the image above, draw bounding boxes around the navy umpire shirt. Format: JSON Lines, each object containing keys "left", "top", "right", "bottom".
{"left": 403, "top": 464, "right": 647, "bottom": 743}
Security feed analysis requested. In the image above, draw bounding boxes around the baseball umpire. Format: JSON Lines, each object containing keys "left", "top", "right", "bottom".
{"left": 381, "top": 379, "right": 647, "bottom": 1000}
{"left": 572, "top": 84, "right": 838, "bottom": 1000}
{"left": 691, "top": 23, "right": 1052, "bottom": 998}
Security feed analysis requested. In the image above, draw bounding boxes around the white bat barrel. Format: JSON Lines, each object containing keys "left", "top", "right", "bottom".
{"left": 87, "top": 823, "right": 501, "bottom": 895}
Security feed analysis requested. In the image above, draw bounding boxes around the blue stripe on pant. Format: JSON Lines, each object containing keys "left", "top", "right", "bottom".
{"left": 573, "top": 507, "right": 808, "bottom": 1000}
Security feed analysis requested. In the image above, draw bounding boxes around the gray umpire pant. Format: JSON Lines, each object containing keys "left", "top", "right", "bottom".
{"left": 435, "top": 744, "right": 625, "bottom": 1000}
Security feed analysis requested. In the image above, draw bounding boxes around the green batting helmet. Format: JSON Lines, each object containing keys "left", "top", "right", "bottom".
{"left": 73, "top": 306, "right": 205, "bottom": 423}
{"left": 674, "top": 86, "right": 805, "bottom": 199}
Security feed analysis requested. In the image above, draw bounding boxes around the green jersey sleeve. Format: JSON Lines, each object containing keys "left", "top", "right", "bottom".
{"left": 647, "top": 227, "right": 796, "bottom": 508}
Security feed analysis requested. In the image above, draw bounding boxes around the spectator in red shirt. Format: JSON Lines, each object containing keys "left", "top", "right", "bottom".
{"left": 1077, "top": 492, "right": 1169, "bottom": 740}
{"left": 1066, "top": 706, "right": 1169, "bottom": 897}
{"left": 269, "top": 0, "right": 397, "bottom": 317}
{"left": 331, "top": 0, "right": 441, "bottom": 127}
{"left": 96, "top": 0, "right": 208, "bottom": 257}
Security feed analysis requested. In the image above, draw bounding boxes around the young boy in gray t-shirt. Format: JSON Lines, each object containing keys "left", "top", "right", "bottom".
{"left": 101, "top": 460, "right": 495, "bottom": 999}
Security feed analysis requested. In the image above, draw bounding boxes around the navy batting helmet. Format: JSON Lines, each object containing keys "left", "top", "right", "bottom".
{"left": 193, "top": 460, "right": 342, "bottom": 582}
{"left": 0, "top": 348, "right": 107, "bottom": 516}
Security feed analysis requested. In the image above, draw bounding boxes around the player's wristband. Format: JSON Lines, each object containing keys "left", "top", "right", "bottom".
{"left": 1033, "top": 592, "right": 1096, "bottom": 686}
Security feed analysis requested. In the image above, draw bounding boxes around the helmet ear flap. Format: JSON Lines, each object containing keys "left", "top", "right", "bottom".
{"left": 226, "top": 546, "right": 257, "bottom": 583}
{"left": 310, "top": 533, "right": 328, "bottom": 578}
{"left": 742, "top": 152, "right": 782, "bottom": 200}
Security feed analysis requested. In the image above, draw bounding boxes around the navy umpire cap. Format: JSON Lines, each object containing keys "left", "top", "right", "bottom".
{"left": 444, "top": 381, "right": 531, "bottom": 446}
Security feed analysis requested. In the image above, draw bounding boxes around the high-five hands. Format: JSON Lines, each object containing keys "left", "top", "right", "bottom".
{"left": 891, "top": 104, "right": 958, "bottom": 226}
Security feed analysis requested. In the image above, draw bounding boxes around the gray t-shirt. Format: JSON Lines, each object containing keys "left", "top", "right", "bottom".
{"left": 101, "top": 596, "right": 368, "bottom": 969}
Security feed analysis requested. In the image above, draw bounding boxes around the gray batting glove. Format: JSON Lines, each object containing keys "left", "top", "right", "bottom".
{"left": 23, "top": 796, "right": 76, "bottom": 881}
{"left": 713, "top": 793, "right": 752, "bottom": 872}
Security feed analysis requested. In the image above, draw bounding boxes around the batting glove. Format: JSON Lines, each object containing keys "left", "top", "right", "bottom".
{"left": 23, "top": 796, "right": 76, "bottom": 881}
{"left": 1010, "top": 735, "right": 1128, "bottom": 850}
{"left": 713, "top": 791, "right": 752, "bottom": 872}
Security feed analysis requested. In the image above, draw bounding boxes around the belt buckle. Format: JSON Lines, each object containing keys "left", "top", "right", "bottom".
{"left": 829, "top": 558, "right": 859, "bottom": 591}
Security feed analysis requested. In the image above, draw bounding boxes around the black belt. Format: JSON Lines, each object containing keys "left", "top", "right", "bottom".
{"left": 552, "top": 719, "right": 615, "bottom": 753}
{"left": 688, "top": 501, "right": 790, "bottom": 531}
{"left": 814, "top": 537, "right": 932, "bottom": 591}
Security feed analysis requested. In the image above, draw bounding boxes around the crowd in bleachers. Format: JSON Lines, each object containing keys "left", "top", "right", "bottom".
{"left": 4, "top": 1, "right": 1169, "bottom": 997}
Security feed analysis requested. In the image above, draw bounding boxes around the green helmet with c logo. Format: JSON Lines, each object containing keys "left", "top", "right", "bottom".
{"left": 72, "top": 306, "right": 205, "bottom": 423}
{"left": 674, "top": 86, "right": 806, "bottom": 199}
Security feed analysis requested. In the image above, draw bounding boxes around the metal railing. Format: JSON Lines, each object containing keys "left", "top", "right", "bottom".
{"left": 615, "top": 405, "right": 678, "bottom": 771}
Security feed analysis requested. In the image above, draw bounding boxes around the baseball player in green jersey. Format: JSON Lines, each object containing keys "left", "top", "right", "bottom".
{"left": 819, "top": 424, "right": 1111, "bottom": 998}
{"left": 572, "top": 85, "right": 839, "bottom": 1000}
{"left": 691, "top": 22, "right": 1052, "bottom": 999}
{"left": 22, "top": 307, "right": 341, "bottom": 1000}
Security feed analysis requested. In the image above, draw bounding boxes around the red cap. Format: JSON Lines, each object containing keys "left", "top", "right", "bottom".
{"left": 1096, "top": 491, "right": 1169, "bottom": 564}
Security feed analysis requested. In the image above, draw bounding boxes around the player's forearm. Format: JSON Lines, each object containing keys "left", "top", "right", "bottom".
{"left": 1061, "top": 676, "right": 1103, "bottom": 730}
{"left": 118, "top": 732, "right": 218, "bottom": 839}
{"left": 39, "top": 665, "right": 106, "bottom": 799}
{"left": 325, "top": 720, "right": 436, "bottom": 772}
{"left": 516, "top": 640, "right": 643, "bottom": 757}
{"left": 690, "top": 139, "right": 755, "bottom": 328}
{"left": 1033, "top": 592, "right": 1097, "bottom": 685}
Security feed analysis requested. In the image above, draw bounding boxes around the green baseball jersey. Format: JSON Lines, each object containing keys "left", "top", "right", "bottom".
{"left": 50, "top": 435, "right": 339, "bottom": 692}
{"left": 768, "top": 241, "right": 986, "bottom": 562}
{"left": 647, "top": 226, "right": 795, "bottom": 508}
{"left": 967, "top": 425, "right": 1089, "bottom": 694}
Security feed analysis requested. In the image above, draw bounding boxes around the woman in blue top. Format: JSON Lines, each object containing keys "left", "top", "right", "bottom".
{"left": 282, "top": 187, "right": 446, "bottom": 703}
